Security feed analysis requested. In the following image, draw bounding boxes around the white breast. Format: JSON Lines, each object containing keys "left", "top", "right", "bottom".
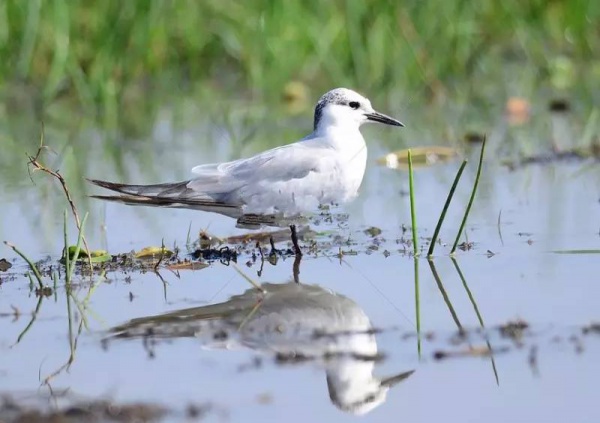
{"left": 325, "top": 127, "right": 368, "bottom": 202}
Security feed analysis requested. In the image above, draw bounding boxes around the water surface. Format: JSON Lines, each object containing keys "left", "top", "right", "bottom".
{"left": 0, "top": 90, "right": 599, "bottom": 422}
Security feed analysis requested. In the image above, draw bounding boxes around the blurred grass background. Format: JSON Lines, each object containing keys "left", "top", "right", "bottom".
{"left": 1, "top": 0, "right": 599, "bottom": 111}
{"left": 0, "top": 0, "right": 599, "bottom": 184}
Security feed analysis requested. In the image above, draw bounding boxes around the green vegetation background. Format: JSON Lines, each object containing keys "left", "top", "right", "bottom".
{"left": 1, "top": 0, "right": 598, "bottom": 110}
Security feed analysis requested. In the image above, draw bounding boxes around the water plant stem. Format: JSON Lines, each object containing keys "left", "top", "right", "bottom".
{"left": 407, "top": 149, "right": 418, "bottom": 255}
{"left": 67, "top": 212, "right": 89, "bottom": 283}
{"left": 451, "top": 137, "right": 486, "bottom": 255}
{"left": 428, "top": 159, "right": 468, "bottom": 257}
{"left": 3, "top": 241, "right": 43, "bottom": 288}
{"left": 63, "top": 210, "right": 70, "bottom": 284}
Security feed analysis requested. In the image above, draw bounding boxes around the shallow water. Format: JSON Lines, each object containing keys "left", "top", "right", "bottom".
{"left": 0, "top": 91, "right": 599, "bottom": 422}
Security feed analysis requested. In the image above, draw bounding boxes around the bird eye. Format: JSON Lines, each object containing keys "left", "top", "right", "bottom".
{"left": 349, "top": 101, "right": 360, "bottom": 110}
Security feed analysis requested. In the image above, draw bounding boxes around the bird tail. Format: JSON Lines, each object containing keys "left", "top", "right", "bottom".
{"left": 88, "top": 178, "right": 192, "bottom": 198}
{"left": 87, "top": 178, "right": 241, "bottom": 217}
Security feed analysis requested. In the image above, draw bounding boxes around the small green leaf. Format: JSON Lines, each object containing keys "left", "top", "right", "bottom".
{"left": 62, "top": 246, "right": 112, "bottom": 263}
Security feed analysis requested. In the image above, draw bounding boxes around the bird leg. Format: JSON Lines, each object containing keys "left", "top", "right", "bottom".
{"left": 293, "top": 253, "right": 301, "bottom": 284}
{"left": 290, "top": 224, "right": 302, "bottom": 257}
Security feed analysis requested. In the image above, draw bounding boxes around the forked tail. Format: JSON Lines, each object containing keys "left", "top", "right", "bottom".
{"left": 87, "top": 178, "right": 242, "bottom": 218}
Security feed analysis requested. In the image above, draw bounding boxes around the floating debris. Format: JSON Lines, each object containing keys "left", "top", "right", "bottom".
{"left": 433, "top": 345, "right": 510, "bottom": 361}
{"left": 528, "top": 345, "right": 539, "bottom": 376}
{"left": 227, "top": 227, "right": 308, "bottom": 245}
{"left": 0, "top": 258, "right": 11, "bottom": 272}
{"left": 582, "top": 323, "right": 600, "bottom": 335}
{"left": 192, "top": 246, "right": 238, "bottom": 262}
{"left": 134, "top": 246, "right": 174, "bottom": 260}
{"left": 364, "top": 226, "right": 382, "bottom": 237}
{"left": 458, "top": 241, "right": 474, "bottom": 251}
{"left": 502, "top": 145, "right": 600, "bottom": 170}
{"left": 167, "top": 260, "right": 210, "bottom": 271}
{"left": 379, "top": 146, "right": 458, "bottom": 170}
{"left": 570, "top": 335, "right": 584, "bottom": 354}
{"left": 198, "top": 230, "right": 223, "bottom": 249}
{"left": 35, "top": 286, "right": 53, "bottom": 297}
{"left": 499, "top": 319, "right": 529, "bottom": 341}
{"left": 256, "top": 392, "right": 273, "bottom": 405}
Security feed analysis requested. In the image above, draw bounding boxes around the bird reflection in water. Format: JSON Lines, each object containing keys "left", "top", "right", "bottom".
{"left": 108, "top": 281, "right": 414, "bottom": 415}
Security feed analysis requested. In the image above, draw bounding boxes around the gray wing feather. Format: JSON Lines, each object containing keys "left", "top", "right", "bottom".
{"left": 188, "top": 140, "right": 336, "bottom": 199}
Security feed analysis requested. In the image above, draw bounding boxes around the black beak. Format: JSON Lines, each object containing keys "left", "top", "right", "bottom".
{"left": 380, "top": 370, "right": 415, "bottom": 388}
{"left": 365, "top": 111, "right": 404, "bottom": 127}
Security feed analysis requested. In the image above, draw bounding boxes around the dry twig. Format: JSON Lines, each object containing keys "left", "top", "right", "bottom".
{"left": 27, "top": 129, "right": 93, "bottom": 270}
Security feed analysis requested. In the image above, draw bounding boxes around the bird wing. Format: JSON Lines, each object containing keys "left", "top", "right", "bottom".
{"left": 188, "top": 138, "right": 338, "bottom": 198}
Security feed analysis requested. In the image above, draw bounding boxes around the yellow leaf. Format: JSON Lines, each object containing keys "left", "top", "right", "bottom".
{"left": 135, "top": 246, "right": 173, "bottom": 259}
{"left": 378, "top": 146, "right": 458, "bottom": 170}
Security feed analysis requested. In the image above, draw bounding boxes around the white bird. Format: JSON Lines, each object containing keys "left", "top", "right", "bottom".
{"left": 89, "top": 88, "right": 403, "bottom": 225}
{"left": 108, "top": 281, "right": 414, "bottom": 415}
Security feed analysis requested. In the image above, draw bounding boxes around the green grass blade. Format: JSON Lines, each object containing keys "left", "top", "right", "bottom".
{"left": 428, "top": 159, "right": 468, "bottom": 257}
{"left": 3, "top": 241, "right": 44, "bottom": 288}
{"left": 17, "top": 0, "right": 42, "bottom": 77}
{"left": 67, "top": 212, "right": 88, "bottom": 283}
{"left": 451, "top": 138, "right": 487, "bottom": 254}
{"left": 407, "top": 149, "right": 418, "bottom": 255}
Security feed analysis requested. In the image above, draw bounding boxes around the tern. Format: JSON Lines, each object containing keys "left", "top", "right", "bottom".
{"left": 89, "top": 88, "right": 403, "bottom": 222}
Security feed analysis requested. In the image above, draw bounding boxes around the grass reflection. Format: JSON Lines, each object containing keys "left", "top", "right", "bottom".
{"left": 426, "top": 258, "right": 499, "bottom": 385}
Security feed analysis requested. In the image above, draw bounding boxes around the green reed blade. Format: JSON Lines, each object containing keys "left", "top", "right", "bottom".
{"left": 67, "top": 212, "right": 88, "bottom": 283}
{"left": 428, "top": 159, "right": 468, "bottom": 257}
{"left": 451, "top": 137, "right": 486, "bottom": 255}
{"left": 3, "top": 241, "right": 43, "bottom": 288}
{"left": 407, "top": 149, "right": 418, "bottom": 255}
